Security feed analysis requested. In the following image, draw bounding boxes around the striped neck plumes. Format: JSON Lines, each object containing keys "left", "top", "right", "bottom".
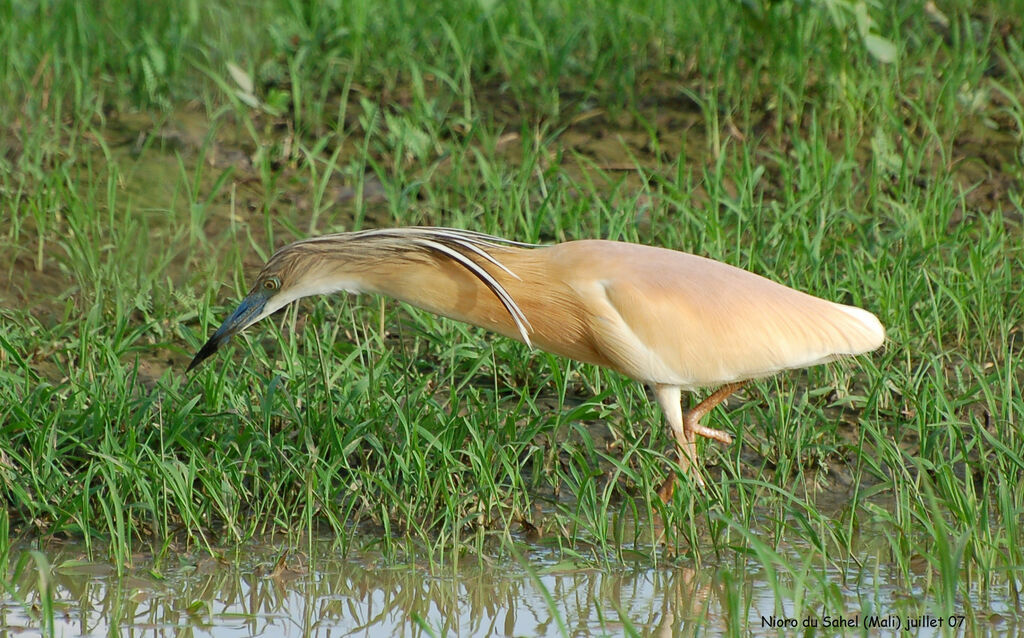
{"left": 256, "top": 227, "right": 538, "bottom": 346}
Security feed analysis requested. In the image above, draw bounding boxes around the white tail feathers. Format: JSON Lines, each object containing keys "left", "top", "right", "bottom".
{"left": 835, "top": 304, "right": 886, "bottom": 354}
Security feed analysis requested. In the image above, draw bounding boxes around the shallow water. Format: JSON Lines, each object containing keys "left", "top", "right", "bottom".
{"left": 3, "top": 534, "right": 1021, "bottom": 637}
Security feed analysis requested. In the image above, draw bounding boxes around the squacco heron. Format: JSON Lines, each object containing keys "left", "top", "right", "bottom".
{"left": 188, "top": 227, "right": 884, "bottom": 500}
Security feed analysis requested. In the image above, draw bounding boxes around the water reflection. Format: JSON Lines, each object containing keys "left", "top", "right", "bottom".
{"left": 1, "top": 540, "right": 1020, "bottom": 636}
{"left": 2, "top": 543, "right": 711, "bottom": 636}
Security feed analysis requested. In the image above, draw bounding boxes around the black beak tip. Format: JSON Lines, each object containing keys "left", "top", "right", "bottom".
{"left": 186, "top": 337, "right": 222, "bottom": 373}
{"left": 187, "top": 292, "right": 266, "bottom": 373}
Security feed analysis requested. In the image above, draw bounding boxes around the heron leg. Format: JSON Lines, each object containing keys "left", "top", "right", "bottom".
{"left": 654, "top": 382, "right": 746, "bottom": 502}
{"left": 653, "top": 385, "right": 690, "bottom": 502}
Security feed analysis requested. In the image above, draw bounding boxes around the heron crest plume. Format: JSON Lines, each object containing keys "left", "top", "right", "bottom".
{"left": 257, "top": 227, "right": 535, "bottom": 344}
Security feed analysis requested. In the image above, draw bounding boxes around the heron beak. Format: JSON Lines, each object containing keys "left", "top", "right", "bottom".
{"left": 187, "top": 289, "right": 271, "bottom": 372}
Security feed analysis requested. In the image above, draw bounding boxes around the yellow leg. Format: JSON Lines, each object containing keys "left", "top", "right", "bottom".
{"left": 655, "top": 381, "right": 745, "bottom": 502}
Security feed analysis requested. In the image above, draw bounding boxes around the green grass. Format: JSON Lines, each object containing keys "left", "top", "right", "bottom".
{"left": 2, "top": 0, "right": 1024, "bottom": 633}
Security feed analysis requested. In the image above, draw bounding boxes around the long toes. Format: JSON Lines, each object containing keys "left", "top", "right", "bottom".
{"left": 657, "top": 466, "right": 705, "bottom": 503}
{"left": 687, "top": 423, "right": 733, "bottom": 444}
{"left": 657, "top": 475, "right": 676, "bottom": 503}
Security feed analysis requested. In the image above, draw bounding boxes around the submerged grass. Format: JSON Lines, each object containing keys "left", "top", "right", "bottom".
{"left": 2, "top": 0, "right": 1024, "bottom": 632}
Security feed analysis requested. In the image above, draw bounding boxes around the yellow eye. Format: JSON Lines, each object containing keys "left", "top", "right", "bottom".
{"left": 263, "top": 277, "right": 280, "bottom": 291}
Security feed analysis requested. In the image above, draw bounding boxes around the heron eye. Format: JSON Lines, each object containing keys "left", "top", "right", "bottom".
{"left": 263, "top": 277, "right": 280, "bottom": 291}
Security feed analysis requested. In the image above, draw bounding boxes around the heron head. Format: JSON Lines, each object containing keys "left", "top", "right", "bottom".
{"left": 186, "top": 272, "right": 288, "bottom": 372}
{"left": 186, "top": 240, "right": 369, "bottom": 373}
